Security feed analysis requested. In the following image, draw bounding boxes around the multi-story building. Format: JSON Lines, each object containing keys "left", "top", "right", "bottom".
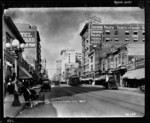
{"left": 60, "top": 49, "right": 76, "bottom": 82}
{"left": 3, "top": 15, "right": 33, "bottom": 97}
{"left": 100, "top": 43, "right": 145, "bottom": 87}
{"left": 56, "top": 60, "right": 62, "bottom": 81}
{"left": 75, "top": 52, "right": 82, "bottom": 66}
{"left": 15, "top": 23, "right": 42, "bottom": 74}
{"left": 80, "top": 22, "right": 145, "bottom": 83}
{"left": 59, "top": 49, "right": 82, "bottom": 82}
{"left": 80, "top": 23, "right": 90, "bottom": 78}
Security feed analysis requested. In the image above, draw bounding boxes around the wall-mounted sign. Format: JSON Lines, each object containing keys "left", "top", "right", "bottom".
{"left": 135, "top": 58, "right": 145, "bottom": 69}
{"left": 90, "top": 23, "right": 103, "bottom": 45}
{"left": 20, "top": 31, "right": 36, "bottom": 48}
{"left": 127, "top": 63, "right": 135, "bottom": 70}
{"left": 103, "top": 25, "right": 144, "bottom": 30}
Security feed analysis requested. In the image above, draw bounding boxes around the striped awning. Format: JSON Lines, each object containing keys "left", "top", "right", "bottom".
{"left": 123, "top": 68, "right": 145, "bottom": 80}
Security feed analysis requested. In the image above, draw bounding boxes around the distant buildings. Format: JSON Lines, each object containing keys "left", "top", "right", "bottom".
{"left": 80, "top": 22, "right": 145, "bottom": 87}
{"left": 56, "top": 60, "right": 61, "bottom": 81}
{"left": 55, "top": 49, "right": 82, "bottom": 82}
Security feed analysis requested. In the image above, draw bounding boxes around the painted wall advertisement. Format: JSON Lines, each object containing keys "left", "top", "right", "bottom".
{"left": 20, "top": 31, "right": 36, "bottom": 48}
{"left": 90, "top": 22, "right": 103, "bottom": 45}
{"left": 20, "top": 31, "right": 36, "bottom": 68}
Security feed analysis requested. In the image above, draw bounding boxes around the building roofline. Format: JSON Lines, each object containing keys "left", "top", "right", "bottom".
{"left": 79, "top": 22, "right": 89, "bottom": 36}
{"left": 4, "top": 15, "right": 25, "bottom": 44}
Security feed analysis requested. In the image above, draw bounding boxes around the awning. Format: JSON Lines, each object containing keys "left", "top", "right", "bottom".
{"left": 19, "top": 66, "right": 32, "bottom": 79}
{"left": 122, "top": 68, "right": 145, "bottom": 80}
{"left": 94, "top": 75, "right": 106, "bottom": 81}
{"left": 80, "top": 78, "right": 93, "bottom": 81}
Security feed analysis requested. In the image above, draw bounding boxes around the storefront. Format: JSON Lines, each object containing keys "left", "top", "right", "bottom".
{"left": 122, "top": 58, "right": 145, "bottom": 88}
{"left": 4, "top": 49, "right": 15, "bottom": 83}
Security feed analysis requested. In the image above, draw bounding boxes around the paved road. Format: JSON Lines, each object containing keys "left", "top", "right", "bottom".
{"left": 16, "top": 84, "right": 144, "bottom": 118}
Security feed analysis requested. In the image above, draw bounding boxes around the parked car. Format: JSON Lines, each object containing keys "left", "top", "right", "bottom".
{"left": 41, "top": 79, "right": 51, "bottom": 92}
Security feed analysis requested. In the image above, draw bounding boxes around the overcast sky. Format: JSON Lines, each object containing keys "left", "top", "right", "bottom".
{"left": 4, "top": 7, "right": 144, "bottom": 78}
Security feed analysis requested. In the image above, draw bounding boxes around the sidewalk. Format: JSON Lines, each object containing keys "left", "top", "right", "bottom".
{"left": 4, "top": 84, "right": 42, "bottom": 118}
{"left": 4, "top": 93, "right": 25, "bottom": 118}
{"left": 119, "top": 87, "right": 139, "bottom": 92}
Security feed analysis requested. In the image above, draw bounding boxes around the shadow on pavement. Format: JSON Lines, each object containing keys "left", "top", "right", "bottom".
{"left": 16, "top": 102, "right": 58, "bottom": 117}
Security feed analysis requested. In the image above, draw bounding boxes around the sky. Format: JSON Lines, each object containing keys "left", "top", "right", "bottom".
{"left": 4, "top": 7, "right": 144, "bottom": 78}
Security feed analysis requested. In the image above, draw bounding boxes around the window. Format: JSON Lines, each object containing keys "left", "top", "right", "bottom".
{"left": 133, "top": 38, "right": 138, "bottom": 42}
{"left": 125, "top": 31, "right": 130, "bottom": 35}
{"left": 143, "top": 38, "right": 145, "bottom": 42}
{"left": 125, "top": 38, "right": 129, "bottom": 42}
{"left": 114, "top": 31, "right": 118, "bottom": 35}
{"left": 105, "top": 38, "right": 110, "bottom": 42}
{"left": 91, "top": 65, "right": 93, "bottom": 71}
{"left": 133, "top": 31, "right": 138, "bottom": 35}
{"left": 114, "top": 38, "right": 119, "bottom": 42}
{"left": 105, "top": 30, "right": 110, "bottom": 35}
{"left": 91, "top": 56, "right": 93, "bottom": 62}
{"left": 143, "top": 31, "right": 145, "bottom": 35}
{"left": 118, "top": 54, "right": 121, "bottom": 64}
{"left": 115, "top": 58, "right": 117, "bottom": 68}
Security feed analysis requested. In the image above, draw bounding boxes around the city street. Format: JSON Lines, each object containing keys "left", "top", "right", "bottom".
{"left": 16, "top": 84, "right": 144, "bottom": 118}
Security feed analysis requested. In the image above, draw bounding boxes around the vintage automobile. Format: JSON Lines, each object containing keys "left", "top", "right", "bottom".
{"left": 40, "top": 78, "right": 51, "bottom": 92}
{"left": 95, "top": 74, "right": 119, "bottom": 90}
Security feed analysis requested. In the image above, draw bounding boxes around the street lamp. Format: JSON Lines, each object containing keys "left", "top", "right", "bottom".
{"left": 6, "top": 39, "right": 25, "bottom": 106}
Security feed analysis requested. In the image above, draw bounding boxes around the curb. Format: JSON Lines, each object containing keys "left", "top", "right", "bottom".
{"left": 14, "top": 103, "right": 26, "bottom": 117}
{"left": 119, "top": 87, "right": 138, "bottom": 92}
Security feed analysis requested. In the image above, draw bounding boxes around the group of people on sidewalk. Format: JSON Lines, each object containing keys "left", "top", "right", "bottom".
{"left": 6, "top": 77, "right": 43, "bottom": 108}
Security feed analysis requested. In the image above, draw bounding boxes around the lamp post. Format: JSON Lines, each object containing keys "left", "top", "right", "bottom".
{"left": 6, "top": 39, "right": 25, "bottom": 106}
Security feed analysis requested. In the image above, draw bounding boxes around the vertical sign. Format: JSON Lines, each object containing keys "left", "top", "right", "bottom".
{"left": 20, "top": 31, "right": 36, "bottom": 68}
{"left": 90, "top": 21, "right": 103, "bottom": 45}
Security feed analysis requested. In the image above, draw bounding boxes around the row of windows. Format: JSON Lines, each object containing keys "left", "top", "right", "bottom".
{"left": 105, "top": 38, "right": 145, "bottom": 42}
{"left": 105, "top": 31, "right": 145, "bottom": 35}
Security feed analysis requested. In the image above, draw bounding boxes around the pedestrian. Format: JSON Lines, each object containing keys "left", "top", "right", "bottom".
{"left": 19, "top": 82, "right": 33, "bottom": 108}
{"left": 7, "top": 78, "right": 14, "bottom": 94}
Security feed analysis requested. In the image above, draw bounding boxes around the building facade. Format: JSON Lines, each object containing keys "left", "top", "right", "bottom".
{"left": 99, "top": 43, "right": 145, "bottom": 87}
{"left": 56, "top": 60, "right": 62, "bottom": 81}
{"left": 60, "top": 49, "right": 76, "bottom": 82}
{"left": 3, "top": 15, "right": 33, "bottom": 97}
{"left": 80, "top": 22, "right": 145, "bottom": 84}
{"left": 15, "top": 23, "right": 42, "bottom": 74}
